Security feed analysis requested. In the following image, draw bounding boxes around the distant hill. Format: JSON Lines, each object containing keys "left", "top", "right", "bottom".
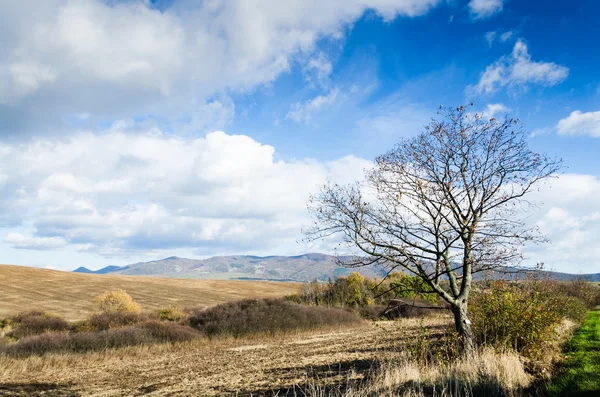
{"left": 73, "top": 253, "right": 387, "bottom": 282}
{"left": 74, "top": 265, "right": 127, "bottom": 274}
{"left": 72, "top": 253, "right": 600, "bottom": 282}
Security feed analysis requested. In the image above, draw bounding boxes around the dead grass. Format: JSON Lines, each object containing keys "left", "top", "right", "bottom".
{"left": 0, "top": 316, "right": 451, "bottom": 396}
{"left": 0, "top": 264, "right": 300, "bottom": 321}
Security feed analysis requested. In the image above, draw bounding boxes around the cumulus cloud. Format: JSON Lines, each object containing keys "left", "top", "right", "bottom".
{"left": 0, "top": 128, "right": 371, "bottom": 257}
{"left": 557, "top": 110, "right": 600, "bottom": 137}
{"left": 0, "top": 0, "right": 442, "bottom": 136}
{"left": 468, "top": 0, "right": 504, "bottom": 19}
{"left": 286, "top": 88, "right": 341, "bottom": 123}
{"left": 469, "top": 39, "right": 569, "bottom": 95}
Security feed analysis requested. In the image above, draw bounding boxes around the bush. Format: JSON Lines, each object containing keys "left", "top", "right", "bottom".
{"left": 7, "top": 311, "right": 69, "bottom": 339}
{"left": 85, "top": 311, "right": 142, "bottom": 331}
{"left": 187, "top": 298, "right": 362, "bottom": 338}
{"left": 1, "top": 320, "right": 199, "bottom": 357}
{"left": 470, "top": 280, "right": 588, "bottom": 359}
{"left": 95, "top": 290, "right": 141, "bottom": 315}
{"left": 290, "top": 273, "right": 437, "bottom": 311}
{"left": 156, "top": 307, "right": 188, "bottom": 323}
{"left": 556, "top": 279, "right": 600, "bottom": 310}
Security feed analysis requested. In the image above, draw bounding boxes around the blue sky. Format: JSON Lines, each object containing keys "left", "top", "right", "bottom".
{"left": 0, "top": 0, "right": 598, "bottom": 273}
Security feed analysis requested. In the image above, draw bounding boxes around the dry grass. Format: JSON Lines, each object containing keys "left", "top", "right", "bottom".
{"left": 0, "top": 316, "right": 453, "bottom": 396}
{"left": 0, "top": 264, "right": 300, "bottom": 321}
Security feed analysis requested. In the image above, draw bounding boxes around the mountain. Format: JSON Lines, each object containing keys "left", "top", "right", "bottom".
{"left": 73, "top": 265, "right": 129, "bottom": 275}
{"left": 72, "top": 254, "right": 387, "bottom": 282}
{"left": 72, "top": 254, "right": 600, "bottom": 283}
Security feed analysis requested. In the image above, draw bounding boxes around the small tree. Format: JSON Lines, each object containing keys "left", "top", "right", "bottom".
{"left": 305, "top": 105, "right": 561, "bottom": 356}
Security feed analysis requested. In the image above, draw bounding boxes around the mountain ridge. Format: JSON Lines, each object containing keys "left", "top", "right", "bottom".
{"left": 72, "top": 253, "right": 600, "bottom": 282}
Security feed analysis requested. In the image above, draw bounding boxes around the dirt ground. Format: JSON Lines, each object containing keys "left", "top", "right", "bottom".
{"left": 0, "top": 316, "right": 451, "bottom": 396}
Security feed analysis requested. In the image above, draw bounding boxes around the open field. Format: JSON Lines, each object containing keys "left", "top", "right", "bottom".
{"left": 0, "top": 317, "right": 453, "bottom": 397}
{"left": 0, "top": 264, "right": 300, "bottom": 321}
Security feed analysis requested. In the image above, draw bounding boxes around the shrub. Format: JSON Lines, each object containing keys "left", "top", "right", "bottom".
{"left": 7, "top": 311, "right": 69, "bottom": 339}
{"left": 95, "top": 290, "right": 141, "bottom": 315}
{"left": 0, "top": 320, "right": 199, "bottom": 357}
{"left": 187, "top": 298, "right": 362, "bottom": 338}
{"left": 86, "top": 311, "right": 142, "bottom": 331}
{"left": 290, "top": 273, "right": 439, "bottom": 311}
{"left": 156, "top": 307, "right": 188, "bottom": 323}
{"left": 556, "top": 279, "right": 600, "bottom": 310}
{"left": 469, "top": 280, "right": 588, "bottom": 359}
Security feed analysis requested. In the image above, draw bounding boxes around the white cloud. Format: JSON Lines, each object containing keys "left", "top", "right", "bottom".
{"left": 304, "top": 53, "right": 333, "bottom": 86}
{"left": 524, "top": 174, "right": 600, "bottom": 273}
{"left": 557, "top": 110, "right": 600, "bottom": 137}
{"left": 468, "top": 0, "right": 504, "bottom": 19}
{"left": 529, "top": 126, "right": 552, "bottom": 138}
{"left": 481, "top": 103, "right": 510, "bottom": 118}
{"left": 286, "top": 88, "right": 341, "bottom": 123}
{"left": 0, "top": 0, "right": 442, "bottom": 136}
{"left": 500, "top": 30, "right": 514, "bottom": 42}
{"left": 485, "top": 30, "right": 515, "bottom": 47}
{"left": 0, "top": 128, "right": 371, "bottom": 257}
{"left": 469, "top": 39, "right": 569, "bottom": 95}
{"left": 485, "top": 31, "right": 497, "bottom": 47}
{"left": 5, "top": 233, "right": 67, "bottom": 250}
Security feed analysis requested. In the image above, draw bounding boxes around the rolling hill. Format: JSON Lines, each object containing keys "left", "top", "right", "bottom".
{"left": 0, "top": 264, "right": 300, "bottom": 321}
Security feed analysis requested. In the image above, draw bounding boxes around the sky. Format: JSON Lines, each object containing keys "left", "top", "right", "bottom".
{"left": 0, "top": 0, "right": 598, "bottom": 273}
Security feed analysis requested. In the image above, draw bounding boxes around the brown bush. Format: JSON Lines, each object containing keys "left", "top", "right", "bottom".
{"left": 556, "top": 279, "right": 600, "bottom": 309}
{"left": 86, "top": 311, "right": 142, "bottom": 331}
{"left": 7, "top": 311, "right": 69, "bottom": 339}
{"left": 187, "top": 298, "right": 362, "bottom": 338}
{"left": 1, "top": 320, "right": 199, "bottom": 357}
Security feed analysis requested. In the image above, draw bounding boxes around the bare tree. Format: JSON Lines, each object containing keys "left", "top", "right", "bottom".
{"left": 305, "top": 105, "right": 562, "bottom": 356}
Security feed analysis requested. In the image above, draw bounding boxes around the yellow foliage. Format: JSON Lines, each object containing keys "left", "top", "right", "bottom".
{"left": 95, "top": 290, "right": 141, "bottom": 315}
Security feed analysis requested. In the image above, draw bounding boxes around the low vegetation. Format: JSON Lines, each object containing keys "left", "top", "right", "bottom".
{"left": 469, "top": 279, "right": 593, "bottom": 361}
{"left": 1, "top": 275, "right": 598, "bottom": 395}
{"left": 187, "top": 298, "right": 362, "bottom": 338}
{"left": 0, "top": 290, "right": 363, "bottom": 357}
{"left": 546, "top": 309, "right": 600, "bottom": 396}
{"left": 287, "top": 272, "right": 441, "bottom": 314}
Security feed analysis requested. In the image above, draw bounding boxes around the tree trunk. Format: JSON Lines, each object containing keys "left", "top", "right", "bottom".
{"left": 451, "top": 301, "right": 475, "bottom": 357}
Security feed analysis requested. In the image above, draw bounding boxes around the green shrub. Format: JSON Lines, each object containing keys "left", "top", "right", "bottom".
{"left": 290, "top": 273, "right": 437, "bottom": 312}
{"left": 187, "top": 298, "right": 362, "bottom": 338}
{"left": 470, "top": 280, "right": 588, "bottom": 359}
{"left": 388, "top": 273, "right": 438, "bottom": 304}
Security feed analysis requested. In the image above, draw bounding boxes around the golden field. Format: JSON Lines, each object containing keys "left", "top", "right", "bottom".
{"left": 0, "top": 264, "right": 301, "bottom": 321}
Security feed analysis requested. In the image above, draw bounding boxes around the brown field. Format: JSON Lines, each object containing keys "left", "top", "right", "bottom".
{"left": 0, "top": 317, "right": 456, "bottom": 397}
{"left": 0, "top": 264, "right": 301, "bottom": 321}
